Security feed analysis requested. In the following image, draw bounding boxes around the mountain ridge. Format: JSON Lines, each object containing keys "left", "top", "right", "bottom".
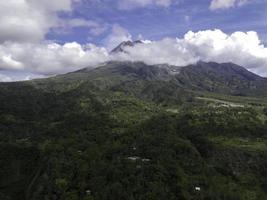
{"left": 48, "top": 60, "right": 267, "bottom": 97}
{"left": 1, "top": 60, "right": 266, "bottom": 99}
{"left": 110, "top": 40, "right": 144, "bottom": 54}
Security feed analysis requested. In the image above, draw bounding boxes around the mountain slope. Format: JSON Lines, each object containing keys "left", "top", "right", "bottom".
{"left": 35, "top": 61, "right": 267, "bottom": 97}
{"left": 1, "top": 61, "right": 267, "bottom": 200}
{"left": 177, "top": 61, "right": 267, "bottom": 95}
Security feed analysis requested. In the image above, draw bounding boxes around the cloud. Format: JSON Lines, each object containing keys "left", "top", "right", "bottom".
{"left": 0, "top": 55, "right": 24, "bottom": 70}
{"left": 0, "top": 41, "right": 109, "bottom": 75}
{"left": 0, "top": 0, "right": 72, "bottom": 43}
{"left": 53, "top": 18, "right": 108, "bottom": 36}
{"left": 0, "top": 0, "right": 109, "bottom": 43}
{"left": 118, "top": 0, "right": 173, "bottom": 10}
{"left": 0, "top": 0, "right": 110, "bottom": 79}
{"left": 112, "top": 29, "right": 267, "bottom": 76}
{"left": 1, "top": 29, "right": 267, "bottom": 80}
{"left": 104, "top": 24, "right": 133, "bottom": 50}
{"left": 210, "top": 0, "right": 249, "bottom": 10}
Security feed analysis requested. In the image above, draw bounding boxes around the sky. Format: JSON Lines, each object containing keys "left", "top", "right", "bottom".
{"left": 0, "top": 0, "right": 267, "bottom": 81}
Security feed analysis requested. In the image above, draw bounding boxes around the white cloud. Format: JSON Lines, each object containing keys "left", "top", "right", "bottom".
{"left": 0, "top": 0, "right": 72, "bottom": 43}
{"left": 0, "top": 41, "right": 109, "bottom": 75}
{"left": 1, "top": 29, "right": 267, "bottom": 80}
{"left": 210, "top": 0, "right": 249, "bottom": 10}
{"left": 111, "top": 29, "right": 267, "bottom": 76}
{"left": 118, "top": 0, "right": 173, "bottom": 10}
{"left": 0, "top": 0, "right": 110, "bottom": 78}
{"left": 0, "top": 55, "right": 24, "bottom": 70}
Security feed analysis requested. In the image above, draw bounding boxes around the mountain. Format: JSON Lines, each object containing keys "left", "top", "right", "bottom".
{"left": 110, "top": 40, "right": 144, "bottom": 53}
{"left": 39, "top": 61, "right": 267, "bottom": 97}
{"left": 177, "top": 61, "right": 267, "bottom": 95}
{"left": 1, "top": 60, "right": 267, "bottom": 200}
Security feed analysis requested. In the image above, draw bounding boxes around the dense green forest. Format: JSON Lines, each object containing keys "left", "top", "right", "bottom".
{"left": 0, "top": 61, "right": 267, "bottom": 200}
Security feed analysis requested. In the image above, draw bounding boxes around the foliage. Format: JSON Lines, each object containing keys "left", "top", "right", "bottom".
{"left": 0, "top": 62, "right": 267, "bottom": 200}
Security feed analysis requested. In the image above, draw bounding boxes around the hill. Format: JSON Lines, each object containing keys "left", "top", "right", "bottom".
{"left": 0, "top": 61, "right": 267, "bottom": 200}
{"left": 31, "top": 61, "right": 267, "bottom": 98}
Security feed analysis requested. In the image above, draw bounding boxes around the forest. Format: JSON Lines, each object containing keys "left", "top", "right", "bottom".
{"left": 0, "top": 61, "right": 267, "bottom": 200}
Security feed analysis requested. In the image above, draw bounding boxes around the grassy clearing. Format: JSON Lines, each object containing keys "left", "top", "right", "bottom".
{"left": 195, "top": 91, "right": 267, "bottom": 107}
{"left": 196, "top": 97, "right": 245, "bottom": 107}
{"left": 209, "top": 136, "right": 267, "bottom": 152}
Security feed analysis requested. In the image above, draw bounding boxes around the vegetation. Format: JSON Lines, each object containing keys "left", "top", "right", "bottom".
{"left": 0, "top": 61, "right": 267, "bottom": 200}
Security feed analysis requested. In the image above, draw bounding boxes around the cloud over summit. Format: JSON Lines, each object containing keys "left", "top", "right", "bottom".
{"left": 111, "top": 29, "right": 267, "bottom": 76}
{"left": 1, "top": 29, "right": 267, "bottom": 77}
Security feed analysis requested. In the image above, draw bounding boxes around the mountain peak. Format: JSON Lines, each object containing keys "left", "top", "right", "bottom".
{"left": 110, "top": 40, "right": 144, "bottom": 54}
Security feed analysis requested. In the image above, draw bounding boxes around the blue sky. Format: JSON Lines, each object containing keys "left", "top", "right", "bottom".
{"left": 48, "top": 0, "right": 267, "bottom": 45}
{"left": 0, "top": 0, "right": 267, "bottom": 81}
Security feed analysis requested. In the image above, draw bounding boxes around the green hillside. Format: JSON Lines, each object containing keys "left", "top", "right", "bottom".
{"left": 0, "top": 61, "right": 267, "bottom": 200}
